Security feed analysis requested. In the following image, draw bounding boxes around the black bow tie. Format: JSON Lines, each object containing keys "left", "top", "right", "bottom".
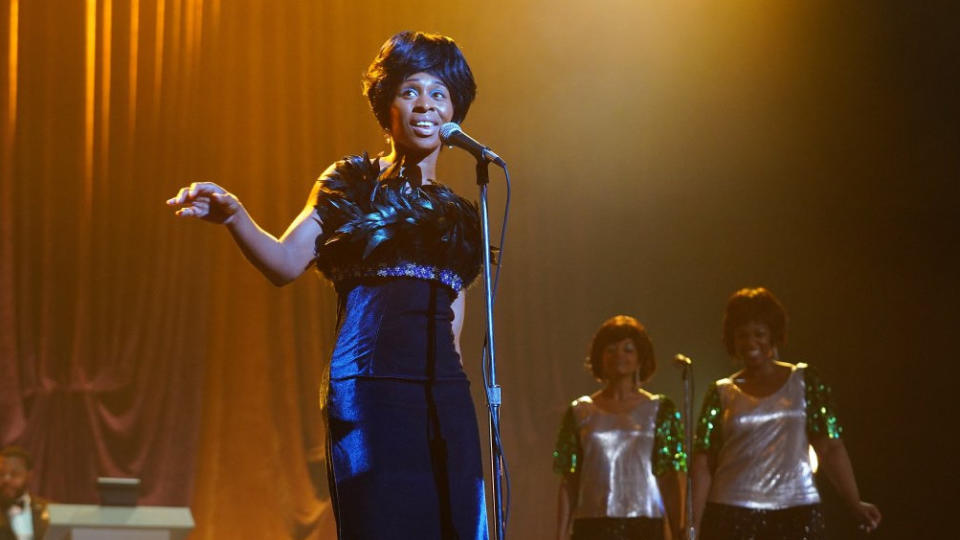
{"left": 6, "top": 498, "right": 25, "bottom": 511}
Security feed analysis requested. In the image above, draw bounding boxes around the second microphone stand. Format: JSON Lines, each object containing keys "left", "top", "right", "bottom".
{"left": 675, "top": 355, "right": 696, "bottom": 540}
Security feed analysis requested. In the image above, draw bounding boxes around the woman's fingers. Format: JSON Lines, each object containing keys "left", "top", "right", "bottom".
{"left": 188, "top": 181, "right": 224, "bottom": 199}
{"left": 166, "top": 183, "right": 239, "bottom": 224}
{"left": 166, "top": 186, "right": 191, "bottom": 206}
{"left": 167, "top": 182, "right": 223, "bottom": 206}
{"left": 173, "top": 196, "right": 211, "bottom": 218}
{"left": 867, "top": 505, "right": 881, "bottom": 528}
{"left": 175, "top": 205, "right": 204, "bottom": 218}
{"left": 856, "top": 502, "right": 881, "bottom": 532}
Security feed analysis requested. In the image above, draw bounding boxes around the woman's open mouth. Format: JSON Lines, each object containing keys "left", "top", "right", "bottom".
{"left": 410, "top": 119, "right": 438, "bottom": 136}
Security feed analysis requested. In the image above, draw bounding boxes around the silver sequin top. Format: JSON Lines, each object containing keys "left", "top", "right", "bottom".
{"left": 569, "top": 394, "right": 666, "bottom": 518}
{"left": 708, "top": 364, "right": 821, "bottom": 509}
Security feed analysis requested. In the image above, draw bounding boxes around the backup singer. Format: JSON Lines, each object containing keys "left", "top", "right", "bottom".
{"left": 553, "top": 316, "right": 686, "bottom": 540}
{"left": 691, "top": 287, "right": 881, "bottom": 539}
{"left": 167, "top": 31, "right": 488, "bottom": 539}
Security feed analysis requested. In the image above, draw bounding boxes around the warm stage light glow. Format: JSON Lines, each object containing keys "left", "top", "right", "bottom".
{"left": 5, "top": 0, "right": 16, "bottom": 143}
{"left": 809, "top": 444, "right": 819, "bottom": 473}
{"left": 186, "top": 0, "right": 201, "bottom": 68}
{"left": 100, "top": 0, "right": 113, "bottom": 179}
{"left": 129, "top": 0, "right": 139, "bottom": 135}
{"left": 153, "top": 0, "right": 165, "bottom": 108}
{"left": 84, "top": 0, "right": 96, "bottom": 204}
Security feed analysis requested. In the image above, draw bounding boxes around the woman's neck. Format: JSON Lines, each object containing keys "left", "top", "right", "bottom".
{"left": 739, "top": 360, "right": 782, "bottom": 380}
{"left": 383, "top": 144, "right": 441, "bottom": 182}
{"left": 601, "top": 376, "right": 639, "bottom": 401}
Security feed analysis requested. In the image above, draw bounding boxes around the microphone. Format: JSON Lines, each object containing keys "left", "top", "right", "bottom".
{"left": 673, "top": 354, "right": 692, "bottom": 367}
{"left": 439, "top": 122, "right": 505, "bottom": 167}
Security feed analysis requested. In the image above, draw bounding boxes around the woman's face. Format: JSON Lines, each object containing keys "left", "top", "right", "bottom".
{"left": 601, "top": 337, "right": 640, "bottom": 380}
{"left": 388, "top": 72, "right": 454, "bottom": 154}
{"left": 733, "top": 321, "right": 776, "bottom": 368}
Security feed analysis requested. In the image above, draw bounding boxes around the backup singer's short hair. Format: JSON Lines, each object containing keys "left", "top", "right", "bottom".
{"left": 1, "top": 445, "right": 33, "bottom": 470}
{"left": 587, "top": 315, "right": 656, "bottom": 382}
{"left": 722, "top": 287, "right": 788, "bottom": 355}
{"left": 363, "top": 31, "right": 477, "bottom": 131}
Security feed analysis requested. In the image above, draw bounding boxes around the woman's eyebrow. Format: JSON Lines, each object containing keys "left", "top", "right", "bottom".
{"left": 403, "top": 76, "right": 447, "bottom": 88}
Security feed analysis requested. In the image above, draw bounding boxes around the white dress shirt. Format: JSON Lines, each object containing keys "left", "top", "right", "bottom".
{"left": 5, "top": 493, "right": 34, "bottom": 540}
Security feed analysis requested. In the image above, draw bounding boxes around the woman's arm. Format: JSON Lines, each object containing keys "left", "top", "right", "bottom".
{"left": 167, "top": 180, "right": 323, "bottom": 287}
{"left": 553, "top": 406, "right": 581, "bottom": 540}
{"left": 656, "top": 469, "right": 685, "bottom": 540}
{"left": 651, "top": 396, "right": 688, "bottom": 540}
{"left": 812, "top": 436, "right": 882, "bottom": 532}
{"left": 555, "top": 474, "right": 577, "bottom": 540}
{"left": 690, "top": 452, "right": 713, "bottom": 534}
{"left": 451, "top": 290, "right": 465, "bottom": 357}
{"left": 225, "top": 184, "right": 322, "bottom": 286}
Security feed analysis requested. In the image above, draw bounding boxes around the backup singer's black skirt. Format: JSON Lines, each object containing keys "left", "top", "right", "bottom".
{"left": 699, "top": 503, "right": 826, "bottom": 540}
{"left": 326, "top": 278, "right": 488, "bottom": 539}
{"left": 571, "top": 517, "right": 664, "bottom": 540}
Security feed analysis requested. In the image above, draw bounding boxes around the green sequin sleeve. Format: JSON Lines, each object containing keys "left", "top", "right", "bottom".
{"left": 694, "top": 382, "right": 723, "bottom": 454}
{"left": 552, "top": 405, "right": 581, "bottom": 475}
{"left": 804, "top": 364, "right": 843, "bottom": 439}
{"left": 652, "top": 395, "right": 688, "bottom": 475}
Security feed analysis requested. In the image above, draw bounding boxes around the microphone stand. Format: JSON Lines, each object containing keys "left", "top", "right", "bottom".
{"left": 675, "top": 355, "right": 695, "bottom": 540}
{"left": 476, "top": 159, "right": 505, "bottom": 540}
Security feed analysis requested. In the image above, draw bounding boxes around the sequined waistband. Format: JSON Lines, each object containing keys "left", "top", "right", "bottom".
{"left": 330, "top": 263, "right": 465, "bottom": 291}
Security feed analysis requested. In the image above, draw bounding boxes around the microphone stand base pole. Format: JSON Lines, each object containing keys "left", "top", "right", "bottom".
{"left": 683, "top": 365, "right": 695, "bottom": 540}
{"left": 477, "top": 160, "right": 506, "bottom": 540}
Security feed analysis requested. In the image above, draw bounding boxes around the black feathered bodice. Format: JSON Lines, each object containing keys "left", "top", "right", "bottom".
{"left": 313, "top": 153, "right": 482, "bottom": 292}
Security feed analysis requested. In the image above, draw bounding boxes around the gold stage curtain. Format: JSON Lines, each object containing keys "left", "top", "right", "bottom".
{"left": 0, "top": 1, "right": 394, "bottom": 537}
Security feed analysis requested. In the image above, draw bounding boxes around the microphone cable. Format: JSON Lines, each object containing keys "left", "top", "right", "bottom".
{"left": 480, "top": 161, "right": 512, "bottom": 536}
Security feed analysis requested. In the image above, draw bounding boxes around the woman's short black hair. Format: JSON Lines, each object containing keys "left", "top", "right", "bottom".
{"left": 722, "top": 287, "right": 788, "bottom": 355}
{"left": 587, "top": 315, "right": 656, "bottom": 382}
{"left": 362, "top": 31, "right": 477, "bottom": 131}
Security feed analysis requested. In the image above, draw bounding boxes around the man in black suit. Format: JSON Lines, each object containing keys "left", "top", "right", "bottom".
{"left": 0, "top": 446, "right": 48, "bottom": 540}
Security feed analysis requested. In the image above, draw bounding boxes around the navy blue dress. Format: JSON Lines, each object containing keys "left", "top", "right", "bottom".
{"left": 314, "top": 155, "right": 488, "bottom": 539}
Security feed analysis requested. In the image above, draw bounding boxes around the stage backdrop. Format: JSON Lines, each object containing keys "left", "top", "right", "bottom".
{"left": 1, "top": 1, "right": 956, "bottom": 538}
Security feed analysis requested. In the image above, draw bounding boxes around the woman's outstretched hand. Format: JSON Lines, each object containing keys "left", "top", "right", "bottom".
{"left": 166, "top": 182, "right": 243, "bottom": 225}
